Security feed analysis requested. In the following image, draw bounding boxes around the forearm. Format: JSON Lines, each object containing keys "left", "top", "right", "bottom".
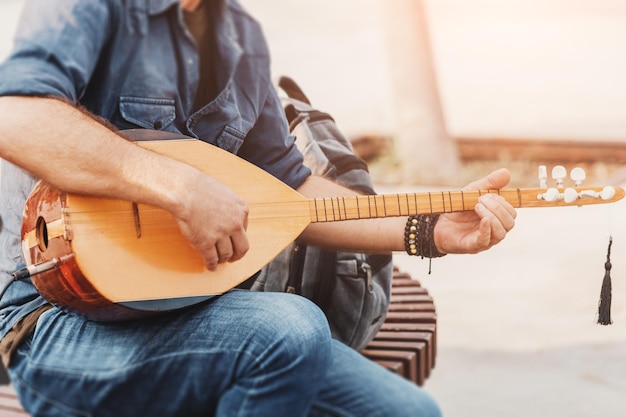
{"left": 297, "top": 169, "right": 517, "bottom": 257}
{"left": 0, "top": 95, "right": 252, "bottom": 270}
{"left": 0, "top": 96, "right": 194, "bottom": 214}
{"left": 296, "top": 175, "right": 405, "bottom": 253}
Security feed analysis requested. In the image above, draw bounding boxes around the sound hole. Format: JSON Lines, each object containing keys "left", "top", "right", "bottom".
{"left": 36, "top": 216, "right": 49, "bottom": 252}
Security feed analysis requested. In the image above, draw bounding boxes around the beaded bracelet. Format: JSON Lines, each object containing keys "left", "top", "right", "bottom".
{"left": 404, "top": 214, "right": 446, "bottom": 259}
{"left": 404, "top": 217, "right": 419, "bottom": 256}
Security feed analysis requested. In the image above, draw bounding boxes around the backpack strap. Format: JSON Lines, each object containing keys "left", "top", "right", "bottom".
{"left": 276, "top": 76, "right": 311, "bottom": 105}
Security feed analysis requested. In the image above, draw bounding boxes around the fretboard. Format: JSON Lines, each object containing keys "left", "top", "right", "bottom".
{"left": 307, "top": 186, "right": 622, "bottom": 223}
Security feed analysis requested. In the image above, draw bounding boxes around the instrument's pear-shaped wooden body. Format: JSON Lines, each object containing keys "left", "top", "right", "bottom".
{"left": 21, "top": 134, "right": 311, "bottom": 320}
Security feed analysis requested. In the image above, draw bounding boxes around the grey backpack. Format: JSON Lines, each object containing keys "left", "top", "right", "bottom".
{"left": 251, "top": 76, "right": 393, "bottom": 350}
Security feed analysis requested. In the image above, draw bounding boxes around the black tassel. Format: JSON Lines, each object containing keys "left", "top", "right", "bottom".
{"left": 597, "top": 236, "right": 613, "bottom": 325}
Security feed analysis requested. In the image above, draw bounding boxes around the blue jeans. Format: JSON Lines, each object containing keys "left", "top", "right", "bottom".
{"left": 9, "top": 291, "right": 440, "bottom": 416}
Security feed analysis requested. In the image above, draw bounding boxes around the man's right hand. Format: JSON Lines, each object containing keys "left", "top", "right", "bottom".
{"left": 0, "top": 96, "right": 250, "bottom": 272}
{"left": 171, "top": 170, "right": 250, "bottom": 271}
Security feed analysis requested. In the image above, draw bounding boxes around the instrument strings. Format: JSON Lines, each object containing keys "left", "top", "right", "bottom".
{"left": 60, "top": 185, "right": 614, "bottom": 237}
{"left": 61, "top": 189, "right": 501, "bottom": 230}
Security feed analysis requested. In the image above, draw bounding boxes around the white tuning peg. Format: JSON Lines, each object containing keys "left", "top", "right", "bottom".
{"left": 563, "top": 188, "right": 578, "bottom": 204}
{"left": 601, "top": 186, "right": 616, "bottom": 201}
{"left": 570, "top": 167, "right": 586, "bottom": 187}
{"left": 551, "top": 165, "right": 567, "bottom": 188}
{"left": 540, "top": 187, "right": 560, "bottom": 202}
{"left": 538, "top": 165, "right": 547, "bottom": 188}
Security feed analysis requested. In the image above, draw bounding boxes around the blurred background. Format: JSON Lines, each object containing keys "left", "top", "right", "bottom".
{"left": 2, "top": 0, "right": 626, "bottom": 415}
{"left": 244, "top": 0, "right": 626, "bottom": 186}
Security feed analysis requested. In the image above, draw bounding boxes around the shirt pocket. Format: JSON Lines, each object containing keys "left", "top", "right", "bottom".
{"left": 215, "top": 125, "right": 245, "bottom": 154}
{"left": 119, "top": 96, "right": 176, "bottom": 130}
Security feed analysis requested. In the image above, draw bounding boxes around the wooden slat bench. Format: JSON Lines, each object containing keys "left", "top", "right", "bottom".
{"left": 0, "top": 267, "right": 436, "bottom": 415}
{"left": 360, "top": 267, "right": 437, "bottom": 386}
{"left": 0, "top": 384, "right": 28, "bottom": 416}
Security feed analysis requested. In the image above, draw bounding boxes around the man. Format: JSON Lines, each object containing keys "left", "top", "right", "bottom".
{"left": 0, "top": 0, "right": 516, "bottom": 415}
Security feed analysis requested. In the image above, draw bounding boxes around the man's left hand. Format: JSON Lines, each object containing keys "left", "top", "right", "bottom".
{"left": 433, "top": 168, "right": 517, "bottom": 254}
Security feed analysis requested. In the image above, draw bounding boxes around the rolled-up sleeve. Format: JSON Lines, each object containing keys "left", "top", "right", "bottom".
{"left": 237, "top": 86, "right": 311, "bottom": 190}
{"left": 0, "top": 0, "right": 116, "bottom": 101}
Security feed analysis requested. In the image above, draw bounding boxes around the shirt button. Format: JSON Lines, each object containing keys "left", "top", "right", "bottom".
{"left": 153, "top": 120, "right": 162, "bottom": 130}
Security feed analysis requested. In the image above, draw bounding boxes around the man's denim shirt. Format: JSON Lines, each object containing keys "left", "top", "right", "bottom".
{"left": 0, "top": 0, "right": 310, "bottom": 339}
